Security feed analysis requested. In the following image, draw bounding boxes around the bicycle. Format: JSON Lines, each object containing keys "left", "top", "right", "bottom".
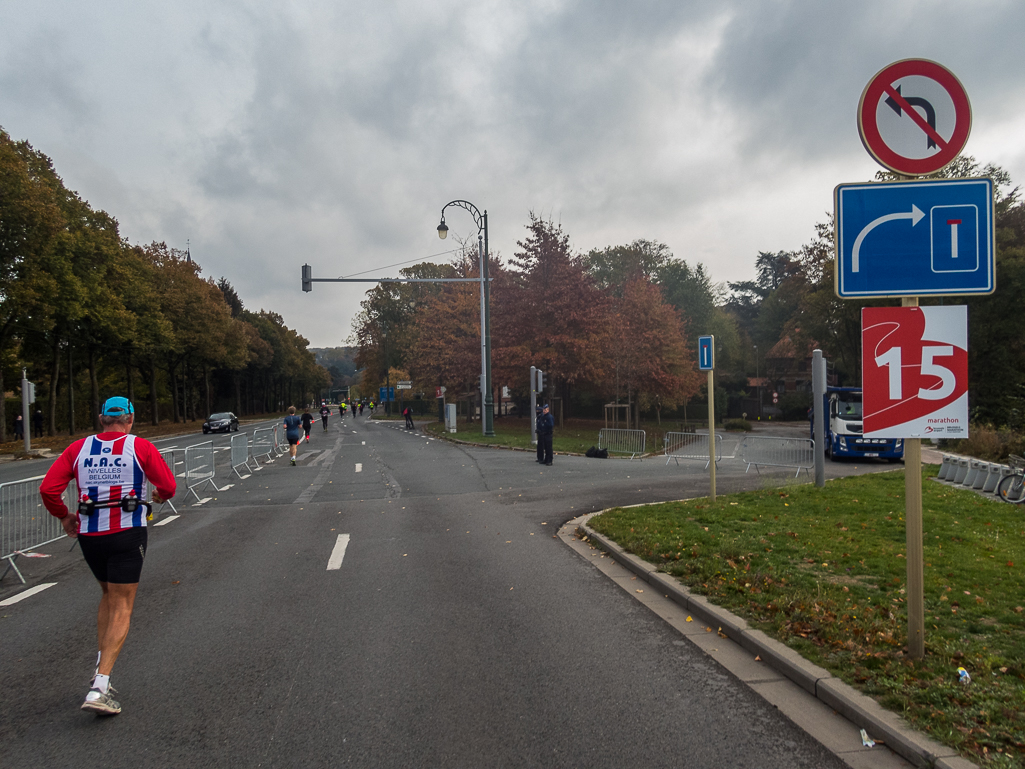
{"left": 996, "top": 454, "right": 1025, "bottom": 503}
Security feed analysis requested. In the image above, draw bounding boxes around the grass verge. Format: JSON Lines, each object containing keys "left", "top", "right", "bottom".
{"left": 588, "top": 467, "right": 1025, "bottom": 767}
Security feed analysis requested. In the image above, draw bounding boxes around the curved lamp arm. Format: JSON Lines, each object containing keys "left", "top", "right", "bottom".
{"left": 438, "top": 199, "right": 485, "bottom": 238}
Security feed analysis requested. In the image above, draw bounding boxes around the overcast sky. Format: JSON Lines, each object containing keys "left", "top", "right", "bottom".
{"left": 3, "top": 0, "right": 1024, "bottom": 348}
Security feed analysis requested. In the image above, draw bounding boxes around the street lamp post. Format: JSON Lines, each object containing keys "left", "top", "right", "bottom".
{"left": 438, "top": 200, "right": 494, "bottom": 437}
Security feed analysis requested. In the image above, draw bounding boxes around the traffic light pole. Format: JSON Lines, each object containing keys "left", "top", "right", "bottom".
{"left": 21, "top": 369, "right": 32, "bottom": 453}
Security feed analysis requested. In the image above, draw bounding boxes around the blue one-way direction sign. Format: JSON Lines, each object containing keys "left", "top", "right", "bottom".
{"left": 835, "top": 178, "right": 994, "bottom": 298}
{"left": 698, "top": 335, "right": 714, "bottom": 370}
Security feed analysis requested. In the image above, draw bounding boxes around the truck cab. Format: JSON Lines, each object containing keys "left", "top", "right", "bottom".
{"left": 812, "top": 387, "right": 904, "bottom": 461}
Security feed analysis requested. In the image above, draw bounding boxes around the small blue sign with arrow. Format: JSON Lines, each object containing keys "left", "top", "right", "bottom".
{"left": 835, "top": 178, "right": 994, "bottom": 298}
{"left": 698, "top": 336, "right": 714, "bottom": 371}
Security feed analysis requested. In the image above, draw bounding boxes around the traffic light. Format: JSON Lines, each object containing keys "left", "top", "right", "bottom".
{"left": 302, "top": 264, "right": 313, "bottom": 293}
{"left": 536, "top": 369, "right": 545, "bottom": 393}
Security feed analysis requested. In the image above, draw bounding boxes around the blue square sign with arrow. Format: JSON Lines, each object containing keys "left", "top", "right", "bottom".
{"left": 834, "top": 177, "right": 994, "bottom": 298}
{"left": 698, "top": 336, "right": 714, "bottom": 371}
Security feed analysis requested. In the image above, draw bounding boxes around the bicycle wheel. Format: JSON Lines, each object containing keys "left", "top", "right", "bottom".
{"left": 996, "top": 473, "right": 1025, "bottom": 503}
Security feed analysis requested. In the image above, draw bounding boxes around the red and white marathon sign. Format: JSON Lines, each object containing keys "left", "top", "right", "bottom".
{"left": 862, "top": 305, "right": 968, "bottom": 438}
{"left": 858, "top": 59, "right": 971, "bottom": 176}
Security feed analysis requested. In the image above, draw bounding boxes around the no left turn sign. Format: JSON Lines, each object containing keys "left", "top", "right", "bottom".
{"left": 858, "top": 59, "right": 971, "bottom": 176}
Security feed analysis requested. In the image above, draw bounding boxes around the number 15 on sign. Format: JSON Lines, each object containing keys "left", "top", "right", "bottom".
{"left": 862, "top": 306, "right": 968, "bottom": 438}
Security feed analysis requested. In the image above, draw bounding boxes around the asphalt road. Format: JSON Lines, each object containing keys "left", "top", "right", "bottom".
{"left": 1, "top": 414, "right": 895, "bottom": 768}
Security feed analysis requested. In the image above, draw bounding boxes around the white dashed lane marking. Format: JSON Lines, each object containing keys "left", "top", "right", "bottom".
{"left": 153, "top": 515, "right": 179, "bottom": 527}
{"left": 0, "top": 583, "right": 57, "bottom": 606}
{"left": 355, "top": 463, "right": 363, "bottom": 473}
{"left": 326, "top": 534, "right": 350, "bottom": 570}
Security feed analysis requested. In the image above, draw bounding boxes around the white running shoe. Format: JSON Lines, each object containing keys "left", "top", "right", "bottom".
{"left": 82, "top": 685, "right": 121, "bottom": 715}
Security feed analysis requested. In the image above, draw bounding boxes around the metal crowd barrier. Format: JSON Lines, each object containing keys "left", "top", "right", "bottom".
{"left": 184, "top": 441, "right": 225, "bottom": 504}
{"left": 598, "top": 428, "right": 646, "bottom": 459}
{"left": 230, "top": 432, "right": 257, "bottom": 479}
{"left": 149, "top": 448, "right": 181, "bottom": 515}
{"left": 273, "top": 424, "right": 288, "bottom": 456}
{"left": 1, "top": 477, "right": 77, "bottom": 583}
{"left": 251, "top": 427, "right": 276, "bottom": 466}
{"left": 664, "top": 432, "right": 722, "bottom": 468}
{"left": 739, "top": 436, "right": 815, "bottom": 477}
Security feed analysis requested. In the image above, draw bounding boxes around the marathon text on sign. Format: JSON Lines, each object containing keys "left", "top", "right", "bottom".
{"left": 862, "top": 305, "right": 968, "bottom": 439}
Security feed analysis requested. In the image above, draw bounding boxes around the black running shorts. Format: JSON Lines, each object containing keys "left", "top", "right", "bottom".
{"left": 79, "top": 528, "right": 148, "bottom": 584}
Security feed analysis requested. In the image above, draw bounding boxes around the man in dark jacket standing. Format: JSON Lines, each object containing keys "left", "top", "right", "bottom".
{"left": 539, "top": 404, "right": 554, "bottom": 466}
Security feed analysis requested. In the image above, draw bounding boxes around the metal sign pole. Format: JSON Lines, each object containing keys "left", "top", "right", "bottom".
{"left": 529, "top": 366, "right": 537, "bottom": 445}
{"left": 812, "top": 350, "right": 826, "bottom": 487}
{"left": 902, "top": 296, "right": 925, "bottom": 660}
{"left": 707, "top": 369, "right": 716, "bottom": 503}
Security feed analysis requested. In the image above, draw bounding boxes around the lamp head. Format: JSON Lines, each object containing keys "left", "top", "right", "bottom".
{"left": 437, "top": 219, "right": 449, "bottom": 240}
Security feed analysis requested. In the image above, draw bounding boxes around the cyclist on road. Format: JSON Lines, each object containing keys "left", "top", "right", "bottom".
{"left": 284, "top": 406, "right": 302, "bottom": 465}
{"left": 320, "top": 404, "right": 331, "bottom": 431}
{"left": 39, "top": 397, "right": 176, "bottom": 716}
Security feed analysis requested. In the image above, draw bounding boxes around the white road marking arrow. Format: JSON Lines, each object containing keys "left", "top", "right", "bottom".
{"left": 852, "top": 204, "right": 924, "bottom": 272}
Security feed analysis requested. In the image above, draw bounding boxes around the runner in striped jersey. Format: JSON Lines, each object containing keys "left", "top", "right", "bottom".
{"left": 40, "top": 397, "right": 176, "bottom": 715}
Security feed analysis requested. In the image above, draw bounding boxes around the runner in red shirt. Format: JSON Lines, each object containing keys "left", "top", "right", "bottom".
{"left": 39, "top": 397, "right": 176, "bottom": 716}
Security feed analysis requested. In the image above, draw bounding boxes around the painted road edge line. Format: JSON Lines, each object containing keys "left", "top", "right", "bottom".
{"left": 1, "top": 582, "right": 57, "bottom": 606}
{"left": 327, "top": 534, "right": 350, "bottom": 571}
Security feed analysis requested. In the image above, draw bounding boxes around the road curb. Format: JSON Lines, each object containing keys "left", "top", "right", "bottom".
{"left": 572, "top": 515, "right": 976, "bottom": 769}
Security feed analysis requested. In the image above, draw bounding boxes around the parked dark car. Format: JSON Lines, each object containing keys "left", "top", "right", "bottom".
{"left": 203, "top": 412, "right": 239, "bottom": 434}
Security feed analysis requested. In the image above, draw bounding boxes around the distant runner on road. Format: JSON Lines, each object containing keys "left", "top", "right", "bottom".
{"left": 284, "top": 406, "right": 302, "bottom": 466}
{"left": 320, "top": 404, "right": 331, "bottom": 431}
{"left": 301, "top": 407, "right": 314, "bottom": 442}
{"left": 38, "top": 397, "right": 176, "bottom": 716}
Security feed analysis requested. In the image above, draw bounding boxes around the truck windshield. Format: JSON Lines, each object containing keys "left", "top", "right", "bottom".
{"left": 836, "top": 397, "right": 862, "bottom": 419}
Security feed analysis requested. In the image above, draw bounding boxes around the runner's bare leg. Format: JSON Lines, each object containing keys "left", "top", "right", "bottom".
{"left": 96, "top": 582, "right": 139, "bottom": 676}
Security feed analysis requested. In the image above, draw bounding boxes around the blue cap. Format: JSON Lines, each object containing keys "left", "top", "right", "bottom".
{"left": 101, "top": 397, "right": 134, "bottom": 416}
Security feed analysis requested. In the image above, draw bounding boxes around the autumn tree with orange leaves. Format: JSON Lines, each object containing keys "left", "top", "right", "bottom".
{"left": 599, "top": 278, "right": 701, "bottom": 425}
{"left": 491, "top": 214, "right": 606, "bottom": 415}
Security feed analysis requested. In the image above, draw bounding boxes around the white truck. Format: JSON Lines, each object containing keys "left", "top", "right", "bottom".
{"left": 811, "top": 387, "right": 904, "bottom": 461}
